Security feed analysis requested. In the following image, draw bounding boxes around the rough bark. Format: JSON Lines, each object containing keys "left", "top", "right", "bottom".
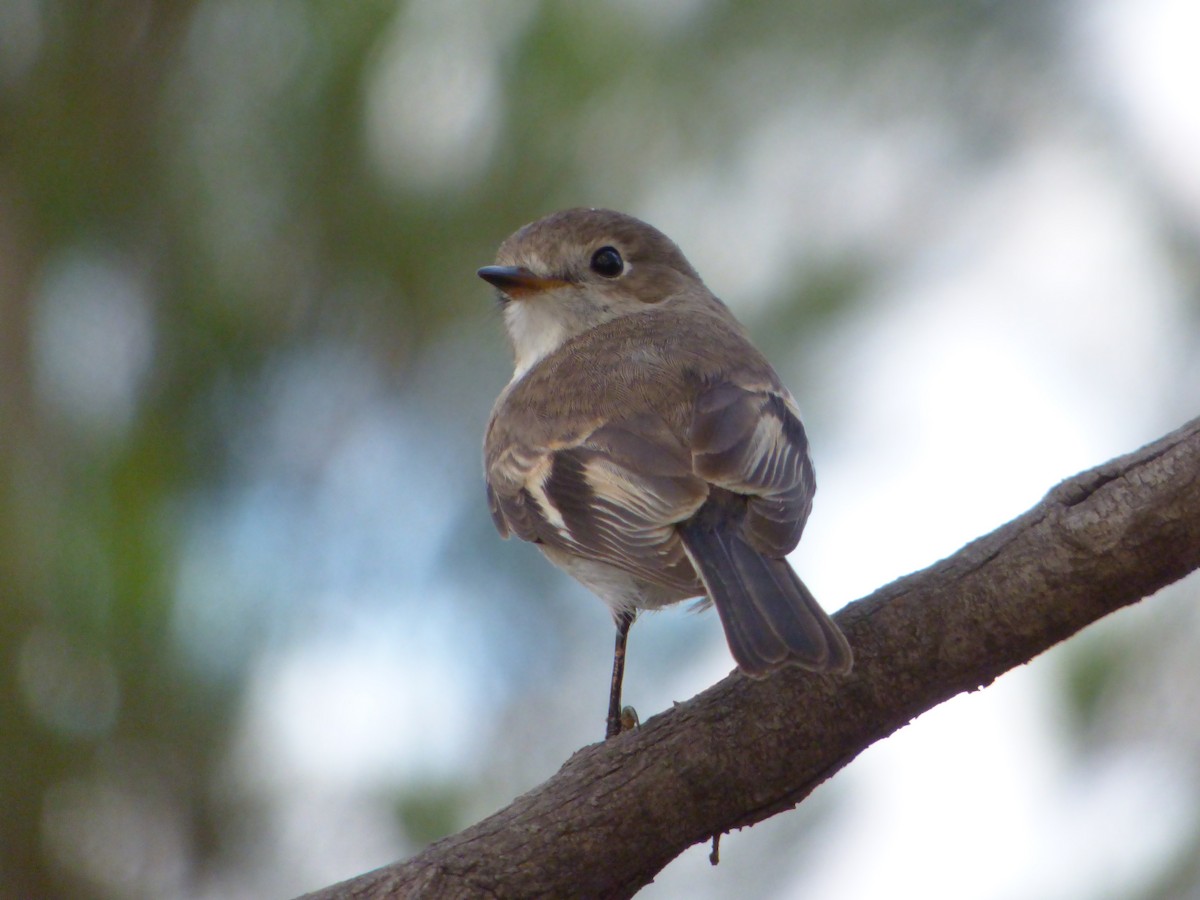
{"left": 301, "top": 417, "right": 1200, "bottom": 900}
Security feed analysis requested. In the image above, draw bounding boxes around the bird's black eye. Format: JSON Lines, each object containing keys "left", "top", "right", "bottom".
{"left": 590, "top": 246, "right": 624, "bottom": 278}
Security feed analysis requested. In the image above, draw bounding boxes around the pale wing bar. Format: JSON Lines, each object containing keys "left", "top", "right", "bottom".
{"left": 489, "top": 418, "right": 708, "bottom": 594}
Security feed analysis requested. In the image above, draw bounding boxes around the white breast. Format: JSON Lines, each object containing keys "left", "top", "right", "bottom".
{"left": 504, "top": 299, "right": 570, "bottom": 382}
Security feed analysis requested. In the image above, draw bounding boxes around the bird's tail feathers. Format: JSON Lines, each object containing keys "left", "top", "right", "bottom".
{"left": 678, "top": 522, "right": 852, "bottom": 677}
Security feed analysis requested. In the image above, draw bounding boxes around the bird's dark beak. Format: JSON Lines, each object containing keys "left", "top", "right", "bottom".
{"left": 477, "top": 265, "right": 569, "bottom": 299}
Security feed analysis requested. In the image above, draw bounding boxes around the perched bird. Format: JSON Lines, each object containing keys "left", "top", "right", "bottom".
{"left": 480, "top": 208, "right": 852, "bottom": 739}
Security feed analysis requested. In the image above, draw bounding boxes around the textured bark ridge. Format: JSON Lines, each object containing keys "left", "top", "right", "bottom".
{"left": 301, "top": 417, "right": 1200, "bottom": 900}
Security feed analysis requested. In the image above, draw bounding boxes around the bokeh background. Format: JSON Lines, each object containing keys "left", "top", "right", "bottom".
{"left": 3, "top": 1, "right": 1200, "bottom": 898}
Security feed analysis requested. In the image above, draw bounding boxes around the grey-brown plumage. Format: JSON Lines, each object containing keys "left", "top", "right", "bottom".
{"left": 480, "top": 208, "right": 851, "bottom": 736}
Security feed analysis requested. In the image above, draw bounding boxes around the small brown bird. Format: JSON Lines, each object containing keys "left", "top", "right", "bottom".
{"left": 480, "top": 208, "right": 852, "bottom": 739}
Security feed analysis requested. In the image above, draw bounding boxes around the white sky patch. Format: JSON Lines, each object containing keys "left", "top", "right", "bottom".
{"left": 643, "top": 100, "right": 960, "bottom": 317}
{"left": 1080, "top": 0, "right": 1200, "bottom": 225}
{"left": 802, "top": 139, "right": 1182, "bottom": 603}
{"left": 232, "top": 601, "right": 484, "bottom": 792}
{"left": 363, "top": 0, "right": 531, "bottom": 191}
{"left": 31, "top": 245, "right": 155, "bottom": 445}
{"left": 794, "top": 663, "right": 1193, "bottom": 900}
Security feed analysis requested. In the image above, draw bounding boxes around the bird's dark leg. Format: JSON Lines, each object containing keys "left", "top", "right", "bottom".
{"left": 605, "top": 609, "right": 635, "bottom": 739}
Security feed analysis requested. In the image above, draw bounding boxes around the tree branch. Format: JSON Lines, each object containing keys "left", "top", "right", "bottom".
{"left": 301, "top": 417, "right": 1200, "bottom": 900}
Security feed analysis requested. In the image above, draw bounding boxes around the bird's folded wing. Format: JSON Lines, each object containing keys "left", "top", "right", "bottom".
{"left": 690, "top": 379, "right": 816, "bottom": 557}
{"left": 487, "top": 415, "right": 708, "bottom": 592}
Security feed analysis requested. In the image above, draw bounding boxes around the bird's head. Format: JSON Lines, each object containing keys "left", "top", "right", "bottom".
{"left": 478, "top": 208, "right": 704, "bottom": 378}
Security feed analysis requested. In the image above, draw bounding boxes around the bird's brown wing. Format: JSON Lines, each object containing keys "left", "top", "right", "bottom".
{"left": 486, "top": 413, "right": 708, "bottom": 594}
{"left": 679, "top": 377, "right": 850, "bottom": 674}
{"left": 689, "top": 379, "right": 816, "bottom": 557}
